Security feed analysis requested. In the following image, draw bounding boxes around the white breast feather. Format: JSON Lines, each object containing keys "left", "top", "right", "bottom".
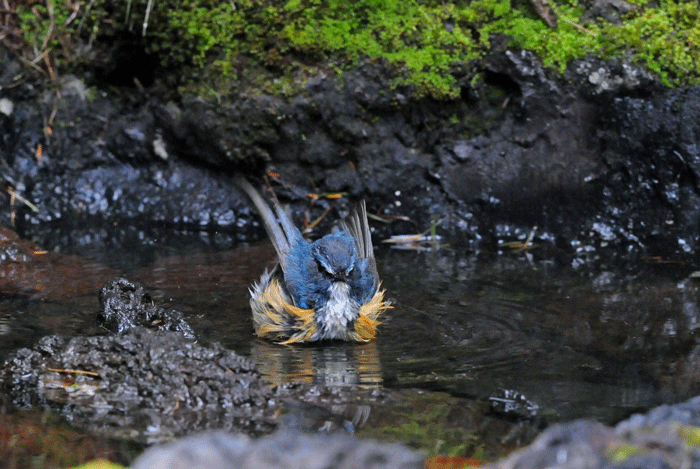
{"left": 317, "top": 281, "right": 359, "bottom": 339}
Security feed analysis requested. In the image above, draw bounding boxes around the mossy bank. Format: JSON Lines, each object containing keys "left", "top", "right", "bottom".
{"left": 11, "top": 0, "right": 700, "bottom": 98}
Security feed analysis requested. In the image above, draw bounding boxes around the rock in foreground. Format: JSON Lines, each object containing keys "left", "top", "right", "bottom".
{"left": 131, "top": 429, "right": 425, "bottom": 469}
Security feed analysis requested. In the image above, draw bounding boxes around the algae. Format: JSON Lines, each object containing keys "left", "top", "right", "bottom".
{"left": 356, "top": 391, "right": 487, "bottom": 458}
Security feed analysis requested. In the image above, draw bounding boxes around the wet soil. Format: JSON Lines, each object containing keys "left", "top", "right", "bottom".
{"left": 3, "top": 47, "right": 700, "bottom": 270}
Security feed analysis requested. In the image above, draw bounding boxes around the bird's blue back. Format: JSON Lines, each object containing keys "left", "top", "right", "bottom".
{"left": 283, "top": 231, "right": 376, "bottom": 309}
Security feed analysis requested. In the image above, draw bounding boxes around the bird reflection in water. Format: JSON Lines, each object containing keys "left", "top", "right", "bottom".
{"left": 251, "top": 340, "right": 382, "bottom": 388}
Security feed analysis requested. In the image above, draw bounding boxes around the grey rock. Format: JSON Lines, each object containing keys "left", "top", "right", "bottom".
{"left": 485, "top": 396, "right": 700, "bottom": 469}
{"left": 132, "top": 430, "right": 425, "bottom": 469}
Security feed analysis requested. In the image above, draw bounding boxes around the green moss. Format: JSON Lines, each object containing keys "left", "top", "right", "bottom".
{"left": 678, "top": 424, "right": 700, "bottom": 447}
{"left": 15, "top": 0, "right": 109, "bottom": 71}
{"left": 69, "top": 461, "right": 127, "bottom": 469}
{"left": 13, "top": 0, "right": 700, "bottom": 98}
{"left": 606, "top": 442, "right": 645, "bottom": 462}
{"left": 598, "top": 1, "right": 700, "bottom": 86}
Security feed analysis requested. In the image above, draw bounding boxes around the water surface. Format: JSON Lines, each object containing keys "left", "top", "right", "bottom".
{"left": 2, "top": 237, "right": 699, "bottom": 460}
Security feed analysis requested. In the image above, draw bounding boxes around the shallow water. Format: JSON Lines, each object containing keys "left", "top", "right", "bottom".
{"left": 126, "top": 242, "right": 700, "bottom": 425}
{"left": 2, "top": 236, "right": 700, "bottom": 461}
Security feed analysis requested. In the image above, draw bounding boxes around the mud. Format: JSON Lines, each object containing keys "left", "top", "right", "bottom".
{"left": 2, "top": 45, "right": 700, "bottom": 270}
{"left": 1, "top": 326, "right": 276, "bottom": 444}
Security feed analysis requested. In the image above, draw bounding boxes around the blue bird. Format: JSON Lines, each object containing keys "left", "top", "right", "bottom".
{"left": 238, "top": 178, "right": 390, "bottom": 344}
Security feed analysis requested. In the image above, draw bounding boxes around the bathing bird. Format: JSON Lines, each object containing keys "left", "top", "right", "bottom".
{"left": 237, "top": 178, "right": 389, "bottom": 344}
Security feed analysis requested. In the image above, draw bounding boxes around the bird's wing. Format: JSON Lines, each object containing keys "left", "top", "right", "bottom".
{"left": 340, "top": 200, "right": 379, "bottom": 284}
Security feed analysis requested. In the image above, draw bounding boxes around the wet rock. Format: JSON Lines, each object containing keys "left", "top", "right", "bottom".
{"left": 570, "top": 57, "right": 655, "bottom": 96}
{"left": 489, "top": 389, "right": 542, "bottom": 424}
{"left": 3, "top": 46, "right": 700, "bottom": 270}
{"left": 474, "top": 46, "right": 700, "bottom": 263}
{"left": 105, "top": 106, "right": 157, "bottom": 163}
{"left": 1, "top": 75, "right": 256, "bottom": 262}
{"left": 0, "top": 226, "right": 34, "bottom": 263}
{"left": 131, "top": 429, "right": 425, "bottom": 469}
{"left": 153, "top": 95, "right": 281, "bottom": 168}
{"left": 436, "top": 93, "right": 601, "bottom": 218}
{"left": 0, "top": 49, "right": 22, "bottom": 91}
{"left": 581, "top": 0, "right": 640, "bottom": 26}
{"left": 485, "top": 420, "right": 614, "bottom": 469}
{"left": 485, "top": 395, "right": 700, "bottom": 469}
{"left": 594, "top": 86, "right": 700, "bottom": 254}
{"left": 616, "top": 396, "right": 700, "bottom": 431}
{"left": 0, "top": 327, "right": 276, "bottom": 443}
{"left": 98, "top": 277, "right": 195, "bottom": 338}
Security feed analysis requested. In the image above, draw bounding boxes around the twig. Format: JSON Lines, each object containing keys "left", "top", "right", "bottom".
{"left": 46, "top": 367, "right": 100, "bottom": 377}
{"left": 6, "top": 186, "right": 40, "bottom": 213}
{"left": 143, "top": 0, "right": 154, "bottom": 36}
{"left": 42, "top": 51, "right": 55, "bottom": 81}
{"left": 302, "top": 205, "right": 333, "bottom": 234}
{"left": 561, "top": 17, "right": 596, "bottom": 36}
{"left": 77, "top": 0, "right": 96, "bottom": 34}
{"left": 40, "top": 0, "right": 55, "bottom": 51}
{"left": 17, "top": 54, "right": 46, "bottom": 74}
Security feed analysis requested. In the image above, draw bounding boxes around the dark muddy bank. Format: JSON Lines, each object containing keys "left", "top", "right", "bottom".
{"left": 1, "top": 45, "right": 700, "bottom": 271}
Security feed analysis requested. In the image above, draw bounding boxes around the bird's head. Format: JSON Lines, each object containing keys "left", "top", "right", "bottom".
{"left": 312, "top": 232, "right": 357, "bottom": 281}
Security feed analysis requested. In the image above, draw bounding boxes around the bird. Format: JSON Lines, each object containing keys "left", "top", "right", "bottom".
{"left": 237, "top": 177, "right": 390, "bottom": 344}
